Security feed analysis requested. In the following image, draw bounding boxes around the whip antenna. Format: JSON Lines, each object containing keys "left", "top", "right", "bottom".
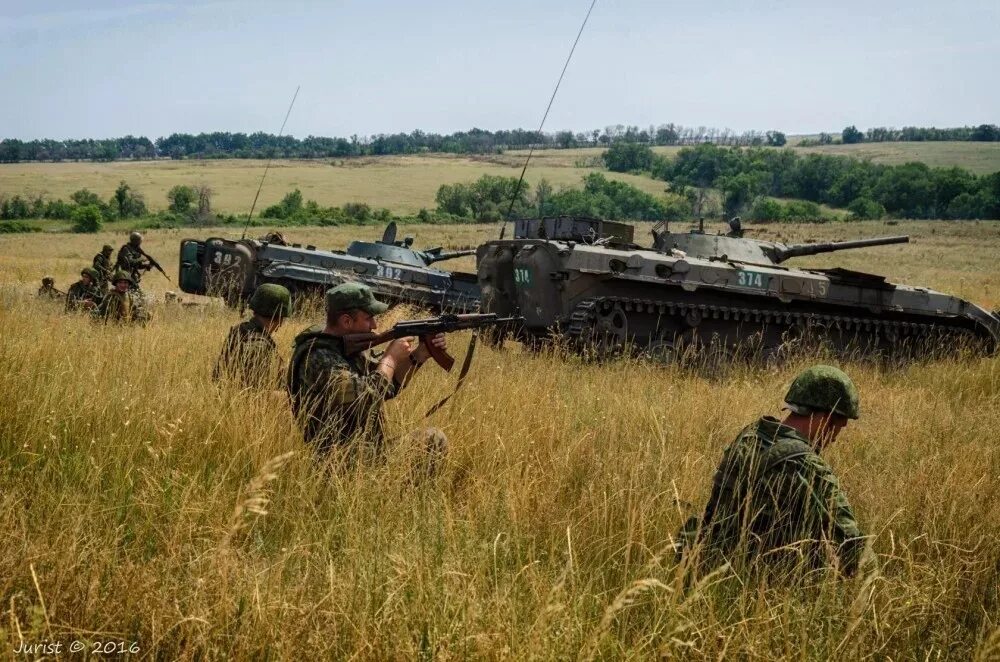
{"left": 241, "top": 85, "right": 300, "bottom": 240}
{"left": 499, "top": 0, "right": 597, "bottom": 240}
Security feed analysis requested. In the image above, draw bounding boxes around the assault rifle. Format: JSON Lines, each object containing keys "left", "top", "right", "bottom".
{"left": 138, "top": 246, "right": 171, "bottom": 282}
{"left": 342, "top": 313, "right": 521, "bottom": 371}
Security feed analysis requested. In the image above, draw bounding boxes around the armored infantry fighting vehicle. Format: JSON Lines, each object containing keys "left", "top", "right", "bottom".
{"left": 476, "top": 216, "right": 1000, "bottom": 359}
{"left": 179, "top": 223, "right": 480, "bottom": 312}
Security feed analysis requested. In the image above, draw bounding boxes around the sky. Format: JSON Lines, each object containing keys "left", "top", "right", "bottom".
{"left": 2, "top": 0, "right": 998, "bottom": 140}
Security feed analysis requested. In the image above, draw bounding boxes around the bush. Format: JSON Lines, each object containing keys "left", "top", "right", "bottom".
{"left": 848, "top": 197, "right": 886, "bottom": 220}
{"left": 0, "top": 221, "right": 41, "bottom": 233}
{"left": 749, "top": 198, "right": 787, "bottom": 221}
{"left": 602, "top": 142, "right": 654, "bottom": 173}
{"left": 72, "top": 204, "right": 104, "bottom": 233}
{"left": 167, "top": 185, "right": 197, "bottom": 215}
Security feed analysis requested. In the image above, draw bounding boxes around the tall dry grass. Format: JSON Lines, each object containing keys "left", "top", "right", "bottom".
{"left": 0, "top": 223, "right": 999, "bottom": 658}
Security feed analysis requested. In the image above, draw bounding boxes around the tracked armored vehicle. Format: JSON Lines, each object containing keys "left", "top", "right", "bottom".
{"left": 179, "top": 223, "right": 480, "bottom": 312}
{"left": 477, "top": 216, "right": 1000, "bottom": 359}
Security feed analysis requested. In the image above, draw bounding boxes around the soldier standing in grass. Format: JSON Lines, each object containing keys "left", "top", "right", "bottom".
{"left": 65, "top": 267, "right": 104, "bottom": 312}
{"left": 93, "top": 244, "right": 115, "bottom": 289}
{"left": 213, "top": 283, "right": 292, "bottom": 389}
{"left": 677, "top": 365, "right": 867, "bottom": 577}
{"left": 117, "top": 232, "right": 152, "bottom": 286}
{"left": 286, "top": 282, "right": 448, "bottom": 471}
{"left": 94, "top": 270, "right": 149, "bottom": 324}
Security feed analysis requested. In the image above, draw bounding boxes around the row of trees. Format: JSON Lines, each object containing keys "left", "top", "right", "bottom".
{"left": 800, "top": 124, "right": 1000, "bottom": 147}
{"left": 435, "top": 173, "right": 691, "bottom": 222}
{"left": 0, "top": 181, "right": 147, "bottom": 222}
{"left": 655, "top": 143, "right": 1000, "bottom": 219}
{"left": 0, "top": 124, "right": 788, "bottom": 163}
{"left": 0, "top": 181, "right": 217, "bottom": 231}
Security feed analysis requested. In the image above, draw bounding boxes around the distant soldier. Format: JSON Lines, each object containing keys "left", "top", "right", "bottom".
{"left": 213, "top": 283, "right": 292, "bottom": 389}
{"left": 37, "top": 276, "right": 63, "bottom": 299}
{"left": 677, "top": 365, "right": 867, "bottom": 577}
{"left": 116, "top": 232, "right": 152, "bottom": 286}
{"left": 65, "top": 267, "right": 104, "bottom": 312}
{"left": 286, "top": 282, "right": 448, "bottom": 471}
{"left": 93, "top": 244, "right": 115, "bottom": 288}
{"left": 94, "top": 270, "right": 150, "bottom": 324}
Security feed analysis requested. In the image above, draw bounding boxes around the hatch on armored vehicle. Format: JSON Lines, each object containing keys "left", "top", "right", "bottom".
{"left": 179, "top": 222, "right": 480, "bottom": 313}
{"left": 476, "top": 216, "right": 1000, "bottom": 360}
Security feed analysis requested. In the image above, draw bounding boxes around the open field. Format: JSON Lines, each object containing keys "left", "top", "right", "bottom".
{"left": 0, "top": 154, "right": 667, "bottom": 216}
{"left": 1, "top": 221, "right": 999, "bottom": 657}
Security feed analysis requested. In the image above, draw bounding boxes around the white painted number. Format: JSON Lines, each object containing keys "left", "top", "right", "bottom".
{"left": 737, "top": 270, "right": 766, "bottom": 288}
{"left": 513, "top": 268, "right": 532, "bottom": 286}
{"left": 212, "top": 251, "right": 242, "bottom": 268}
{"left": 375, "top": 264, "right": 403, "bottom": 280}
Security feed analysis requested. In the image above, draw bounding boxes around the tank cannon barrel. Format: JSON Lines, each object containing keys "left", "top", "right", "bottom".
{"left": 424, "top": 248, "right": 477, "bottom": 264}
{"left": 772, "top": 235, "right": 909, "bottom": 263}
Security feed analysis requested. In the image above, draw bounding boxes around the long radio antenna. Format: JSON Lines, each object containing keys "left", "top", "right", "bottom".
{"left": 498, "top": 0, "right": 597, "bottom": 240}
{"left": 241, "top": 85, "right": 300, "bottom": 240}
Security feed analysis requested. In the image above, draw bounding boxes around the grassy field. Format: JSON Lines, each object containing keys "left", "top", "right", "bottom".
{"left": 0, "top": 154, "right": 667, "bottom": 217}
{"left": 1, "top": 221, "right": 998, "bottom": 658}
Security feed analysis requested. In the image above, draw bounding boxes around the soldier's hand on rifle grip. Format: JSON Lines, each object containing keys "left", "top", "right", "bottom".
{"left": 414, "top": 333, "right": 454, "bottom": 371}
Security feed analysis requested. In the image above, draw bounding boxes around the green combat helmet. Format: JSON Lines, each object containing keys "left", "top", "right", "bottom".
{"left": 82, "top": 267, "right": 99, "bottom": 281}
{"left": 249, "top": 283, "right": 292, "bottom": 319}
{"left": 112, "top": 269, "right": 134, "bottom": 285}
{"left": 129, "top": 231, "right": 143, "bottom": 246}
{"left": 784, "top": 365, "right": 860, "bottom": 419}
{"left": 42, "top": 276, "right": 54, "bottom": 285}
{"left": 102, "top": 244, "right": 113, "bottom": 254}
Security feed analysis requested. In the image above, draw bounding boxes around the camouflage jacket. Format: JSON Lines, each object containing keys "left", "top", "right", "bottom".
{"left": 213, "top": 317, "right": 280, "bottom": 389}
{"left": 94, "top": 289, "right": 148, "bottom": 324}
{"left": 116, "top": 244, "right": 148, "bottom": 282}
{"left": 93, "top": 252, "right": 114, "bottom": 285}
{"left": 286, "top": 325, "right": 400, "bottom": 456}
{"left": 65, "top": 280, "right": 103, "bottom": 312}
{"left": 688, "top": 416, "right": 865, "bottom": 575}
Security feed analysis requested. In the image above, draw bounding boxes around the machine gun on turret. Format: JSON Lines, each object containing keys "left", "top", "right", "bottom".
{"left": 766, "top": 235, "right": 910, "bottom": 264}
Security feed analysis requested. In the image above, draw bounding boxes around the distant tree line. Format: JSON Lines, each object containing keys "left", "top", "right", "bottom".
{"left": 0, "top": 124, "right": 789, "bottom": 163}
{"left": 798, "top": 124, "right": 1000, "bottom": 146}
{"left": 642, "top": 143, "right": 1000, "bottom": 220}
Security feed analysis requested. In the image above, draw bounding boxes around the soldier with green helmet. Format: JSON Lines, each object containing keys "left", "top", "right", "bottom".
{"left": 116, "top": 232, "right": 152, "bottom": 285}
{"left": 213, "top": 283, "right": 292, "bottom": 389}
{"left": 677, "top": 365, "right": 867, "bottom": 577}
{"left": 94, "top": 269, "right": 149, "bottom": 324}
{"left": 66, "top": 267, "right": 104, "bottom": 312}
{"left": 37, "top": 276, "right": 62, "bottom": 299}
{"left": 286, "top": 282, "right": 448, "bottom": 470}
{"left": 93, "top": 244, "right": 115, "bottom": 289}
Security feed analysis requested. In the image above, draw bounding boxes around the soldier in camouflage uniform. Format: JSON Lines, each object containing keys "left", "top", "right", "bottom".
{"left": 94, "top": 270, "right": 150, "bottom": 324}
{"left": 93, "top": 244, "right": 115, "bottom": 289}
{"left": 65, "top": 267, "right": 104, "bottom": 312}
{"left": 286, "top": 283, "right": 448, "bottom": 470}
{"left": 213, "top": 283, "right": 291, "bottom": 389}
{"left": 37, "top": 276, "right": 62, "bottom": 299}
{"left": 677, "top": 365, "right": 867, "bottom": 577}
{"left": 116, "top": 232, "right": 152, "bottom": 286}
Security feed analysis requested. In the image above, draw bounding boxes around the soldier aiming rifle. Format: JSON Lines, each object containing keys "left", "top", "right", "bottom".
{"left": 287, "top": 282, "right": 518, "bottom": 472}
